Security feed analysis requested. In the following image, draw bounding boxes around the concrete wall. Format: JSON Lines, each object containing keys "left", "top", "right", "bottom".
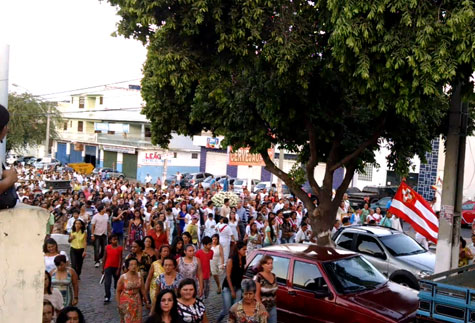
{"left": 0, "top": 205, "right": 49, "bottom": 323}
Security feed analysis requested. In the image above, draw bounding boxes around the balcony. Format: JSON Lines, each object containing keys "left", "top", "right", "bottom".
{"left": 97, "top": 133, "right": 154, "bottom": 148}
{"left": 59, "top": 132, "right": 98, "bottom": 143}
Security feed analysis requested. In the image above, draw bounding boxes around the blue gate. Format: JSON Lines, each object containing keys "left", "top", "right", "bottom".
{"left": 56, "top": 142, "right": 68, "bottom": 165}
{"left": 69, "top": 143, "right": 83, "bottom": 163}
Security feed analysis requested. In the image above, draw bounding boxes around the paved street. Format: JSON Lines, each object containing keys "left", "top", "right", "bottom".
{"left": 65, "top": 225, "right": 472, "bottom": 322}
{"left": 71, "top": 245, "right": 225, "bottom": 323}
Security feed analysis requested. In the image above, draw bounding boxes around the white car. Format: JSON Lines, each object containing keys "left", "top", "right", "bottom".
{"left": 253, "top": 181, "right": 272, "bottom": 193}
{"left": 233, "top": 178, "right": 260, "bottom": 193}
{"left": 33, "top": 157, "right": 61, "bottom": 169}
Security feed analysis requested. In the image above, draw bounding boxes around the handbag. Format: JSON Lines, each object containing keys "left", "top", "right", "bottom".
{"left": 0, "top": 164, "right": 18, "bottom": 209}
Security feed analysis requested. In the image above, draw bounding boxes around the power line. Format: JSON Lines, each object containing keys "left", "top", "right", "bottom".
{"left": 33, "top": 78, "right": 142, "bottom": 97}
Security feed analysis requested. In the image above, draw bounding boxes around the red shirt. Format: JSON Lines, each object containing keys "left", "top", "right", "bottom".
{"left": 104, "top": 245, "right": 123, "bottom": 269}
{"left": 195, "top": 249, "right": 214, "bottom": 279}
{"left": 147, "top": 229, "right": 168, "bottom": 250}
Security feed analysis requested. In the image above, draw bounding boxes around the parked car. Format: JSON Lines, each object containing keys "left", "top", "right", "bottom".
{"left": 92, "top": 167, "right": 125, "bottom": 179}
{"left": 369, "top": 196, "right": 392, "bottom": 214}
{"left": 182, "top": 172, "right": 213, "bottom": 187}
{"left": 233, "top": 178, "right": 260, "bottom": 193}
{"left": 25, "top": 157, "right": 38, "bottom": 166}
{"left": 217, "top": 177, "right": 235, "bottom": 187}
{"left": 461, "top": 200, "right": 475, "bottom": 225}
{"left": 347, "top": 186, "right": 398, "bottom": 209}
{"left": 333, "top": 226, "right": 435, "bottom": 290}
{"left": 198, "top": 176, "right": 215, "bottom": 189}
{"left": 245, "top": 244, "right": 418, "bottom": 323}
{"left": 253, "top": 181, "right": 271, "bottom": 193}
{"left": 33, "top": 157, "right": 61, "bottom": 169}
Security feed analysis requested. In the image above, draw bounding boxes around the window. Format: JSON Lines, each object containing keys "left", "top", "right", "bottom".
{"left": 271, "top": 256, "right": 290, "bottom": 284}
{"left": 245, "top": 253, "right": 263, "bottom": 278}
{"left": 99, "top": 96, "right": 103, "bottom": 105}
{"left": 145, "top": 127, "right": 152, "bottom": 137}
{"left": 173, "top": 152, "right": 177, "bottom": 158}
{"left": 79, "top": 97, "right": 85, "bottom": 109}
{"left": 63, "top": 122, "right": 68, "bottom": 131}
{"left": 358, "top": 164, "right": 373, "bottom": 181}
{"left": 336, "top": 232, "right": 355, "bottom": 251}
{"left": 78, "top": 121, "right": 83, "bottom": 132}
{"left": 293, "top": 261, "right": 326, "bottom": 291}
{"left": 191, "top": 153, "right": 198, "bottom": 159}
{"left": 356, "top": 235, "right": 385, "bottom": 259}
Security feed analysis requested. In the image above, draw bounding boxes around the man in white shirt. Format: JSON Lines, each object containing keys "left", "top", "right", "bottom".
{"left": 217, "top": 217, "right": 234, "bottom": 263}
{"left": 220, "top": 199, "right": 231, "bottom": 220}
{"left": 295, "top": 223, "right": 311, "bottom": 243}
{"left": 145, "top": 173, "right": 152, "bottom": 184}
{"left": 91, "top": 205, "right": 110, "bottom": 268}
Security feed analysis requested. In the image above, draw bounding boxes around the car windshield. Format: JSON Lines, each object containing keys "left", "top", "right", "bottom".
{"left": 203, "top": 177, "right": 213, "bottom": 183}
{"left": 234, "top": 180, "right": 244, "bottom": 185}
{"left": 323, "top": 256, "right": 387, "bottom": 294}
{"left": 462, "top": 203, "right": 475, "bottom": 210}
{"left": 379, "top": 233, "right": 426, "bottom": 256}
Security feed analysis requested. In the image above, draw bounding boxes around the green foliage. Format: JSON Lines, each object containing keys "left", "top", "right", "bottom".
{"left": 107, "top": 0, "right": 474, "bottom": 234}
{"left": 7, "top": 93, "right": 61, "bottom": 153}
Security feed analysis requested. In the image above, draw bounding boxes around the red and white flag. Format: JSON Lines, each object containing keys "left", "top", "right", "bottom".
{"left": 388, "top": 182, "right": 439, "bottom": 243}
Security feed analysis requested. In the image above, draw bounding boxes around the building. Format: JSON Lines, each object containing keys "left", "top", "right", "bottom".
{"left": 52, "top": 85, "right": 200, "bottom": 182}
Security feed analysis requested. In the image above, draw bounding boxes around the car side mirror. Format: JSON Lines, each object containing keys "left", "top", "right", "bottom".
{"left": 313, "top": 287, "right": 332, "bottom": 299}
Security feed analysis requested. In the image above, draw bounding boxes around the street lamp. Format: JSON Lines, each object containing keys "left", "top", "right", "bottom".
{"left": 12, "top": 83, "right": 51, "bottom": 157}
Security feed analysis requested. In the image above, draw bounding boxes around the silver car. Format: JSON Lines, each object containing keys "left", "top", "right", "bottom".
{"left": 333, "top": 226, "right": 435, "bottom": 290}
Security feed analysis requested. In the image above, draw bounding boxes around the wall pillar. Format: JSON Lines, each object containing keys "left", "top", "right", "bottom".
{"left": 117, "top": 152, "right": 123, "bottom": 172}
{"left": 99, "top": 148, "right": 104, "bottom": 168}
{"left": 66, "top": 142, "right": 71, "bottom": 163}
{"left": 0, "top": 205, "right": 49, "bottom": 322}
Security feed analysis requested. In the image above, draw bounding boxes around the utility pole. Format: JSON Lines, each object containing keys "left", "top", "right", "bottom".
{"left": 434, "top": 83, "right": 467, "bottom": 273}
{"left": 0, "top": 45, "right": 9, "bottom": 161}
{"left": 45, "top": 103, "right": 51, "bottom": 157}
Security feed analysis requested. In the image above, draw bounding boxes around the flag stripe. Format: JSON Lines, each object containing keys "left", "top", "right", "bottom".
{"left": 390, "top": 200, "right": 438, "bottom": 240}
{"left": 414, "top": 200, "right": 439, "bottom": 230}
{"left": 390, "top": 207, "right": 438, "bottom": 244}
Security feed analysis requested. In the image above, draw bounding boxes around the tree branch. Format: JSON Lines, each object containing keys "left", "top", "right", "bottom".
{"left": 329, "top": 117, "right": 386, "bottom": 172}
{"left": 260, "top": 150, "right": 315, "bottom": 212}
{"left": 332, "top": 161, "right": 357, "bottom": 209}
{"left": 305, "top": 120, "right": 321, "bottom": 197}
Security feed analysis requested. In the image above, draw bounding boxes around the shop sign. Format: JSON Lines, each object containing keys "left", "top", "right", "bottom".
{"left": 228, "top": 147, "right": 274, "bottom": 166}
{"left": 103, "top": 145, "right": 135, "bottom": 154}
{"left": 139, "top": 151, "right": 163, "bottom": 166}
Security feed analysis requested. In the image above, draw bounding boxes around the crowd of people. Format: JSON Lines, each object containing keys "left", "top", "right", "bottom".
{"left": 15, "top": 164, "right": 300, "bottom": 323}
{"left": 6, "top": 162, "right": 418, "bottom": 322}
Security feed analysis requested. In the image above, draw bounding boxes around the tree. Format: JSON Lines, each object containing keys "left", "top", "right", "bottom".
{"left": 7, "top": 93, "right": 62, "bottom": 153}
{"left": 107, "top": 0, "right": 474, "bottom": 245}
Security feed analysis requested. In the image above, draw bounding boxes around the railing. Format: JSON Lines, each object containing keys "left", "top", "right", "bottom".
{"left": 58, "top": 131, "right": 98, "bottom": 143}
{"left": 97, "top": 133, "right": 154, "bottom": 148}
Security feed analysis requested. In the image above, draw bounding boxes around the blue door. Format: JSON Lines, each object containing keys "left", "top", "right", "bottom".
{"left": 69, "top": 143, "right": 83, "bottom": 163}
{"left": 56, "top": 142, "right": 68, "bottom": 165}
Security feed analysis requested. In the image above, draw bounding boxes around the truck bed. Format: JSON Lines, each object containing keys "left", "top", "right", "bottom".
{"left": 417, "top": 264, "right": 475, "bottom": 323}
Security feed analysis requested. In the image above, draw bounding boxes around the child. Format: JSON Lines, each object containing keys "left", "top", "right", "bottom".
{"left": 102, "top": 233, "right": 123, "bottom": 303}
{"left": 204, "top": 212, "right": 217, "bottom": 238}
{"left": 195, "top": 236, "right": 214, "bottom": 299}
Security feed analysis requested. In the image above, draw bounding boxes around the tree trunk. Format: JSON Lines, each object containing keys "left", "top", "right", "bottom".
{"left": 308, "top": 199, "right": 338, "bottom": 247}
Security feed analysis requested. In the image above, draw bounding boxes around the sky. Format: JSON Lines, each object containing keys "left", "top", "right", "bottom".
{"left": 0, "top": 0, "right": 147, "bottom": 101}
